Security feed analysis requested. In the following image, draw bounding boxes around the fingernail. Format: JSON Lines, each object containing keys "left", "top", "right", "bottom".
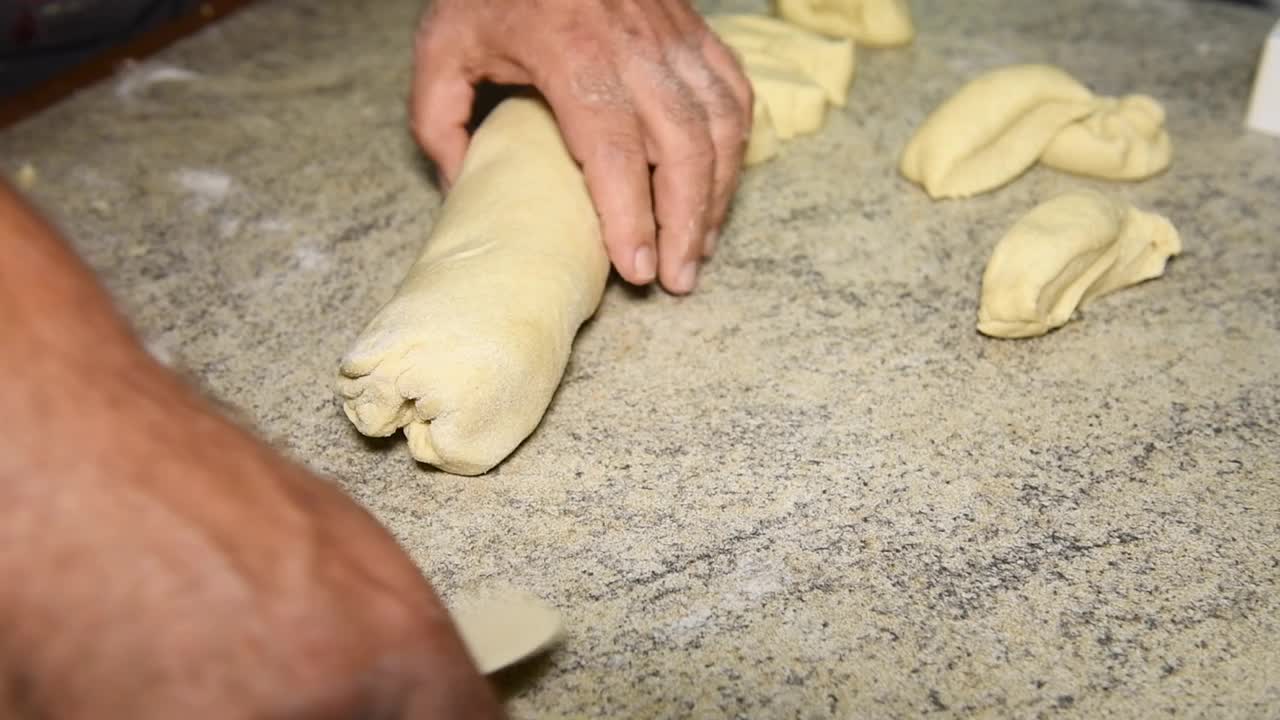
{"left": 704, "top": 229, "right": 719, "bottom": 256}
{"left": 633, "top": 245, "right": 657, "bottom": 282}
{"left": 675, "top": 261, "right": 699, "bottom": 294}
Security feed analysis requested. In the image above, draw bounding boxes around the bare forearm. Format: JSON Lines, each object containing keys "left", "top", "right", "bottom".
{"left": 0, "top": 181, "right": 499, "bottom": 720}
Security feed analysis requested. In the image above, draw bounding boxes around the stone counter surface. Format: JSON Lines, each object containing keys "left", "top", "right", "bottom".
{"left": 3, "top": 0, "right": 1279, "bottom": 716}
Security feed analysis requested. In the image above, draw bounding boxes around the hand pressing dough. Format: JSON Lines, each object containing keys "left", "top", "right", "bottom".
{"left": 901, "top": 65, "right": 1173, "bottom": 199}
{"left": 450, "top": 593, "right": 565, "bottom": 675}
{"left": 977, "top": 190, "right": 1182, "bottom": 339}
{"left": 774, "top": 0, "right": 915, "bottom": 48}
{"left": 709, "top": 14, "right": 856, "bottom": 163}
{"left": 337, "top": 96, "right": 609, "bottom": 475}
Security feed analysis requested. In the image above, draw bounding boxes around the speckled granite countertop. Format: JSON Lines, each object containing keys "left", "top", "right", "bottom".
{"left": 4, "top": 0, "right": 1279, "bottom": 716}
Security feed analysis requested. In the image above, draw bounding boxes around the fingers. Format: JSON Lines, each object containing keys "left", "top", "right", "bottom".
{"left": 697, "top": 34, "right": 754, "bottom": 247}
{"left": 630, "top": 57, "right": 716, "bottom": 294}
{"left": 662, "top": 3, "right": 754, "bottom": 257}
{"left": 410, "top": 15, "right": 475, "bottom": 187}
{"left": 545, "top": 67, "right": 659, "bottom": 286}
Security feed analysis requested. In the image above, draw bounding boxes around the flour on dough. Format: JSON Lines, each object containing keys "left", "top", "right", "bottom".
{"left": 901, "top": 65, "right": 1173, "bottom": 199}
{"left": 977, "top": 190, "right": 1182, "bottom": 339}
{"left": 337, "top": 96, "right": 608, "bottom": 475}
{"left": 775, "top": 0, "right": 914, "bottom": 47}
{"left": 450, "top": 593, "right": 564, "bottom": 675}
{"left": 709, "top": 14, "right": 856, "bottom": 164}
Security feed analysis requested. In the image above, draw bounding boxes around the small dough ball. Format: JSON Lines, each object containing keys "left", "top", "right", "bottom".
{"left": 708, "top": 14, "right": 856, "bottom": 106}
{"left": 900, "top": 64, "right": 1097, "bottom": 199}
{"left": 977, "top": 190, "right": 1182, "bottom": 339}
{"left": 774, "top": 0, "right": 914, "bottom": 47}
{"left": 1041, "top": 94, "right": 1172, "bottom": 180}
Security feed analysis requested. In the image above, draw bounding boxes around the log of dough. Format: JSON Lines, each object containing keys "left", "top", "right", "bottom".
{"left": 709, "top": 13, "right": 857, "bottom": 164}
{"left": 337, "top": 96, "right": 608, "bottom": 475}
{"left": 774, "top": 0, "right": 915, "bottom": 48}
{"left": 900, "top": 65, "right": 1173, "bottom": 199}
{"left": 977, "top": 190, "right": 1182, "bottom": 339}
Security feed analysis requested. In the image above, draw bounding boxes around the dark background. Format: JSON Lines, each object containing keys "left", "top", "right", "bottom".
{"left": 0, "top": 0, "right": 1276, "bottom": 104}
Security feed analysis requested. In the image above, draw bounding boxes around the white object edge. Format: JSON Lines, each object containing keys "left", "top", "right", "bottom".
{"left": 1246, "top": 18, "right": 1280, "bottom": 137}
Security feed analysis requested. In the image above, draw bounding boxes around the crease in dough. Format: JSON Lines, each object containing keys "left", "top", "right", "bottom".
{"left": 708, "top": 13, "right": 856, "bottom": 164}
{"left": 901, "top": 65, "right": 1173, "bottom": 199}
{"left": 774, "top": 0, "right": 915, "bottom": 47}
{"left": 1040, "top": 94, "right": 1173, "bottom": 180}
{"left": 708, "top": 14, "right": 857, "bottom": 106}
{"left": 337, "top": 95, "right": 608, "bottom": 475}
{"left": 977, "top": 190, "right": 1182, "bottom": 339}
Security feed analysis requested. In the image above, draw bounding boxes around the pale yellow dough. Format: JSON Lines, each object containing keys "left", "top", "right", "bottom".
{"left": 775, "top": 0, "right": 915, "bottom": 47}
{"left": 977, "top": 190, "right": 1182, "bottom": 339}
{"left": 709, "top": 14, "right": 856, "bottom": 164}
{"left": 901, "top": 64, "right": 1173, "bottom": 199}
{"left": 1040, "top": 94, "right": 1173, "bottom": 180}
{"left": 337, "top": 97, "right": 608, "bottom": 475}
{"left": 708, "top": 14, "right": 857, "bottom": 107}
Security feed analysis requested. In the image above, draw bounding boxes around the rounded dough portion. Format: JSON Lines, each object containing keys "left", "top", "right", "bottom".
{"left": 977, "top": 190, "right": 1182, "bottom": 339}
{"left": 774, "top": 0, "right": 914, "bottom": 47}
{"left": 337, "top": 96, "right": 609, "bottom": 475}
{"left": 1040, "top": 94, "right": 1173, "bottom": 180}
{"left": 900, "top": 64, "right": 1098, "bottom": 199}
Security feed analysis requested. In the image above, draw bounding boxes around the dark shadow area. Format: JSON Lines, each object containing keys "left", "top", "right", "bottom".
{"left": 412, "top": 81, "right": 534, "bottom": 191}
{"left": 613, "top": 271, "right": 656, "bottom": 301}
{"left": 0, "top": 0, "right": 258, "bottom": 129}
{"left": 491, "top": 650, "right": 558, "bottom": 702}
{"left": 354, "top": 430, "right": 401, "bottom": 455}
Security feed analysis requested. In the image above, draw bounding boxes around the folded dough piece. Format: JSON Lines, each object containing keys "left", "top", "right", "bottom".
{"left": 901, "top": 65, "right": 1098, "bottom": 199}
{"left": 901, "top": 65, "right": 1173, "bottom": 199}
{"left": 338, "top": 96, "right": 609, "bottom": 475}
{"left": 709, "top": 13, "right": 856, "bottom": 163}
{"left": 775, "top": 0, "right": 915, "bottom": 47}
{"left": 708, "top": 14, "right": 856, "bottom": 106}
{"left": 1041, "top": 94, "right": 1173, "bottom": 180}
{"left": 977, "top": 190, "right": 1182, "bottom": 339}
{"left": 745, "top": 98, "right": 782, "bottom": 165}
{"left": 735, "top": 59, "right": 830, "bottom": 141}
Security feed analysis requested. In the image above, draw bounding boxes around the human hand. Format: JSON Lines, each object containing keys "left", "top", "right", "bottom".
{"left": 411, "top": 0, "right": 753, "bottom": 295}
